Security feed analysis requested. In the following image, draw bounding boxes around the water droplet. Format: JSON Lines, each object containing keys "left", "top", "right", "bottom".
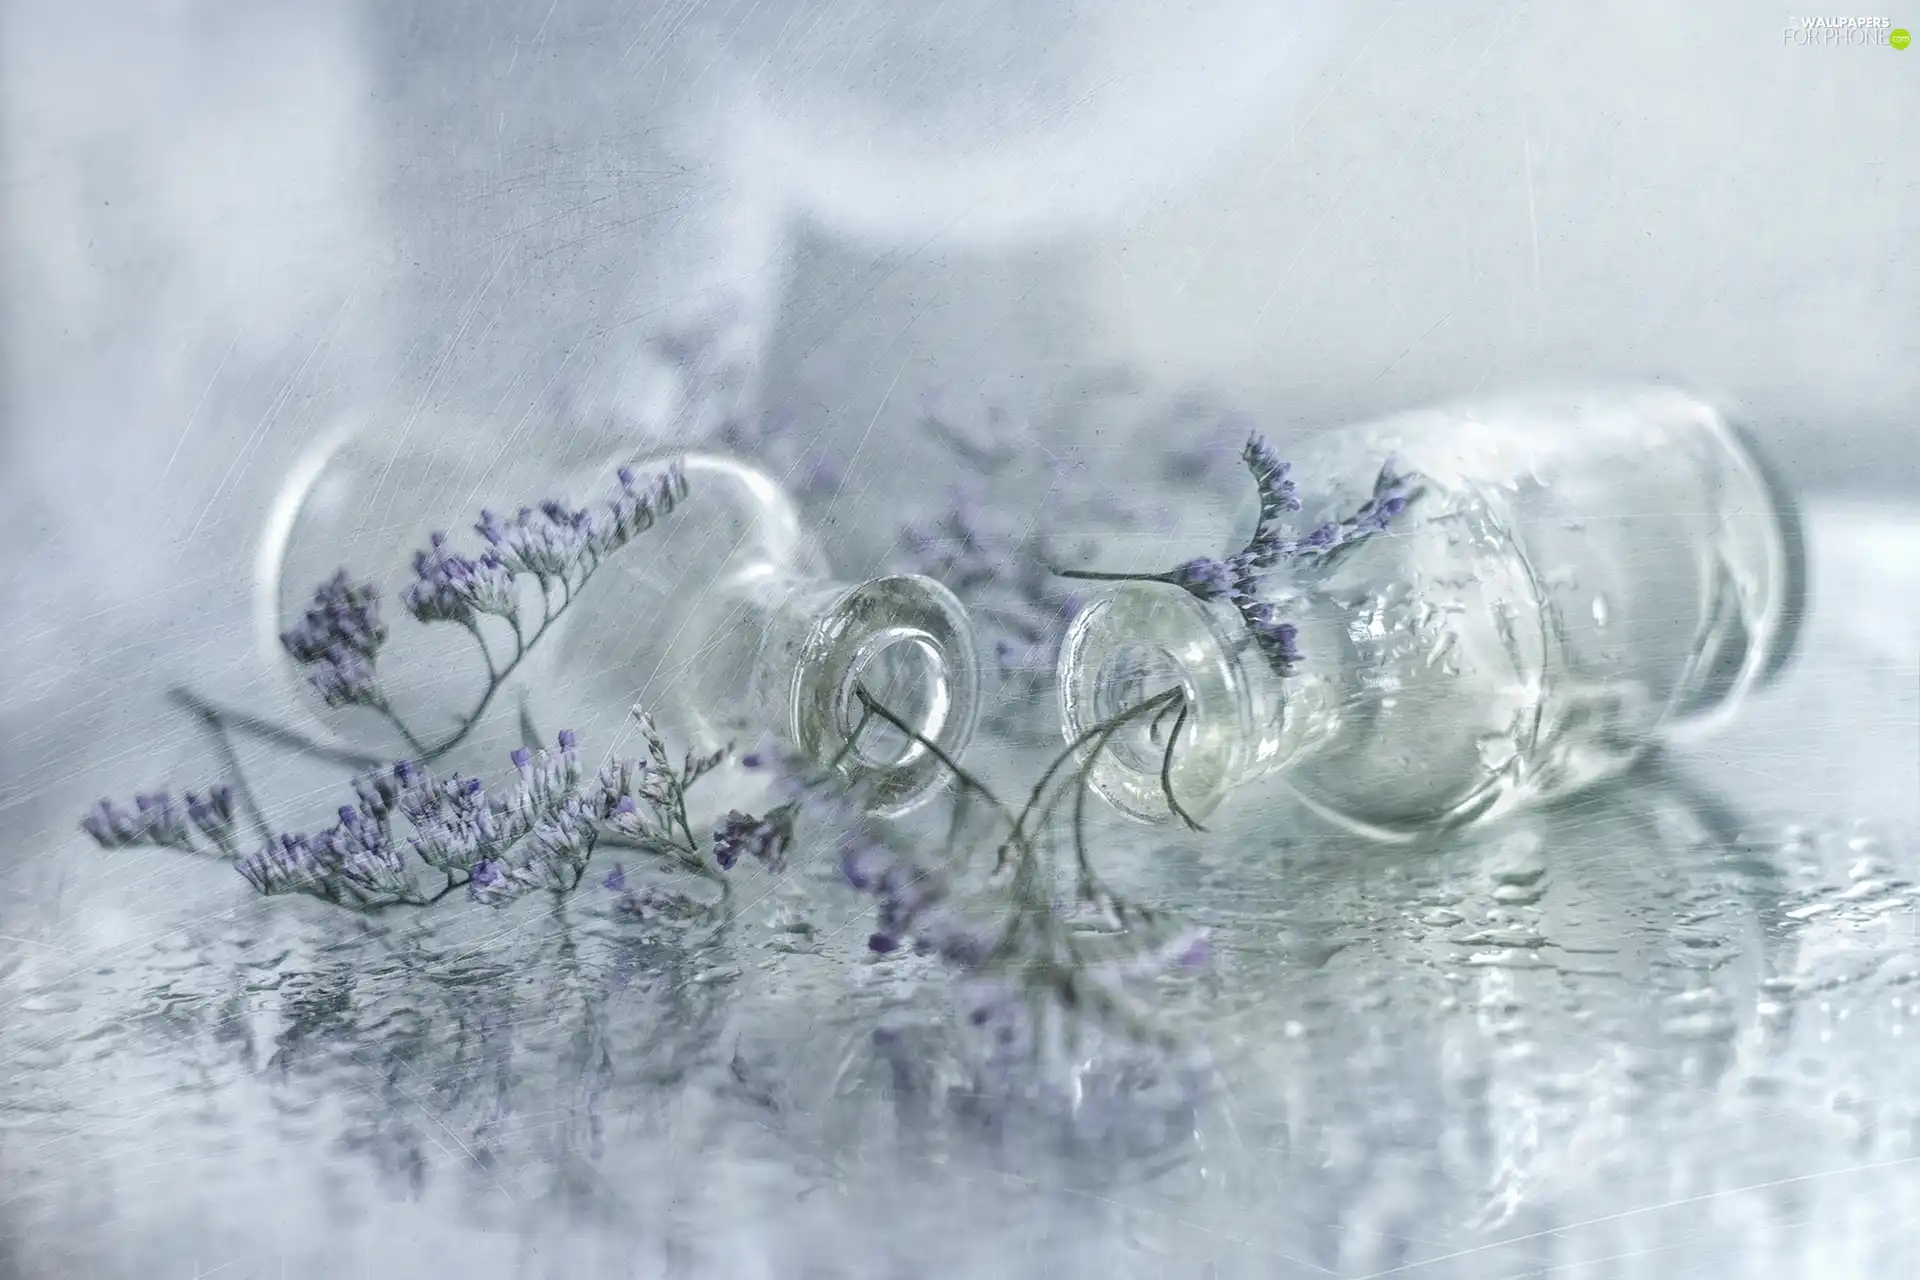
{"left": 1591, "top": 594, "right": 1610, "bottom": 628}
{"left": 1476, "top": 732, "right": 1519, "bottom": 773}
{"left": 1458, "top": 929, "right": 1546, "bottom": 949}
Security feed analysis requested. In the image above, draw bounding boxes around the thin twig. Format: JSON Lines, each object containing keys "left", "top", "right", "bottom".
{"left": 1157, "top": 698, "right": 1204, "bottom": 832}
{"left": 815, "top": 702, "right": 878, "bottom": 782}
{"left": 172, "top": 693, "right": 274, "bottom": 847}
{"left": 849, "top": 685, "right": 1017, "bottom": 831}
{"left": 373, "top": 701, "right": 430, "bottom": 756}
{"left": 1008, "top": 688, "right": 1181, "bottom": 857}
{"left": 463, "top": 620, "right": 499, "bottom": 680}
{"left": 170, "top": 686, "right": 388, "bottom": 770}
{"left": 1051, "top": 566, "right": 1176, "bottom": 586}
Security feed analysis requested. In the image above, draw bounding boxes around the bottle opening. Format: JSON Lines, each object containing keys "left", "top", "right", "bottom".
{"left": 838, "top": 630, "right": 952, "bottom": 768}
{"left": 795, "top": 573, "right": 980, "bottom": 817}
{"left": 1058, "top": 584, "right": 1257, "bottom": 826}
{"left": 1087, "top": 643, "right": 1192, "bottom": 775}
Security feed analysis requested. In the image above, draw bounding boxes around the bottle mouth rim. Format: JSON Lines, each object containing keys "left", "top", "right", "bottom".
{"left": 796, "top": 573, "right": 981, "bottom": 818}
{"left": 256, "top": 418, "right": 363, "bottom": 682}
{"left": 1057, "top": 582, "right": 1253, "bottom": 825}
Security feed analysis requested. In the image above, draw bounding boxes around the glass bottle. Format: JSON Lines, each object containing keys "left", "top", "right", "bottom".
{"left": 1056, "top": 389, "right": 1806, "bottom": 840}
{"left": 256, "top": 414, "right": 980, "bottom": 817}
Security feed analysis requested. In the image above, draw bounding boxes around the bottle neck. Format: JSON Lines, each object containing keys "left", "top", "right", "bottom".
{"left": 1056, "top": 581, "right": 1349, "bottom": 824}
{"left": 735, "top": 571, "right": 980, "bottom": 817}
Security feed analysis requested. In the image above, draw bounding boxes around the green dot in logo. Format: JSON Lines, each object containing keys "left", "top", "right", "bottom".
{"left": 1893, "top": 27, "right": 1912, "bottom": 49}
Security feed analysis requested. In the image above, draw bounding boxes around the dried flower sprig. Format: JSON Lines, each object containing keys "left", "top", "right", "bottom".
{"left": 180, "top": 460, "right": 689, "bottom": 774}
{"left": 81, "top": 713, "right": 777, "bottom": 914}
{"left": 898, "top": 484, "right": 1084, "bottom": 678}
{"left": 894, "top": 402, "right": 1158, "bottom": 747}
{"left": 279, "top": 571, "right": 392, "bottom": 715}
{"left": 81, "top": 787, "right": 239, "bottom": 858}
{"left": 1059, "top": 432, "right": 1415, "bottom": 677}
{"left": 779, "top": 683, "right": 1214, "bottom": 1076}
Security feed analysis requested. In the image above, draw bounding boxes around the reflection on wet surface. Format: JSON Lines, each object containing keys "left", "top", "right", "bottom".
{"left": 5, "top": 746, "right": 1917, "bottom": 1277}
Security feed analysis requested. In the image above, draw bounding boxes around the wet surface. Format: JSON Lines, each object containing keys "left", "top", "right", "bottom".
{"left": 4, "top": 505, "right": 1918, "bottom": 1278}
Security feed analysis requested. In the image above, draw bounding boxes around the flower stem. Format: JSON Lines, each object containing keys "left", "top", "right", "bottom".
{"left": 849, "top": 685, "right": 1016, "bottom": 831}
{"left": 1007, "top": 687, "right": 1181, "bottom": 858}
{"left": 1052, "top": 567, "right": 1177, "bottom": 586}
{"left": 373, "top": 700, "right": 430, "bottom": 757}
{"left": 1156, "top": 697, "right": 1203, "bottom": 831}
{"left": 169, "top": 686, "right": 388, "bottom": 770}
{"left": 463, "top": 619, "right": 499, "bottom": 681}
{"left": 170, "top": 694, "right": 276, "bottom": 846}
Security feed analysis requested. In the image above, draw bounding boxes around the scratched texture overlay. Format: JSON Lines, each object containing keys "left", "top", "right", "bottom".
{"left": 3, "top": 2, "right": 1918, "bottom": 1277}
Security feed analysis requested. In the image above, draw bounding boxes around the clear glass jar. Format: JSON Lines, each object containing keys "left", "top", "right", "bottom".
{"left": 257, "top": 415, "right": 979, "bottom": 817}
{"left": 1057, "top": 389, "right": 1807, "bottom": 840}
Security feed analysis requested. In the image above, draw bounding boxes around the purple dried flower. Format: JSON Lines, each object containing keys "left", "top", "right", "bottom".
{"left": 1166, "top": 557, "right": 1237, "bottom": 602}
{"left": 81, "top": 798, "right": 146, "bottom": 848}
{"left": 598, "top": 461, "right": 685, "bottom": 552}
{"left": 476, "top": 502, "right": 592, "bottom": 578}
{"left": 711, "top": 804, "right": 797, "bottom": 873}
{"left": 1242, "top": 433, "right": 1300, "bottom": 528}
{"left": 1240, "top": 605, "right": 1301, "bottom": 674}
{"left": 321, "top": 805, "right": 410, "bottom": 899}
{"left": 351, "top": 768, "right": 407, "bottom": 821}
{"left": 305, "top": 644, "right": 382, "bottom": 708}
{"left": 400, "top": 770, "right": 500, "bottom": 871}
{"left": 281, "top": 571, "right": 386, "bottom": 665}
{"left": 497, "top": 731, "right": 584, "bottom": 835}
{"left": 876, "top": 862, "right": 943, "bottom": 935}
{"left": 183, "top": 785, "right": 237, "bottom": 847}
{"left": 84, "top": 785, "right": 236, "bottom": 855}
{"left": 1174, "top": 933, "right": 1213, "bottom": 970}
{"left": 132, "top": 793, "right": 193, "bottom": 849}
{"left": 913, "top": 910, "right": 1002, "bottom": 968}
{"left": 835, "top": 830, "right": 999, "bottom": 969}
{"left": 895, "top": 471, "right": 1096, "bottom": 723}
{"left": 520, "top": 795, "right": 598, "bottom": 879}
{"left": 460, "top": 792, "right": 599, "bottom": 907}
{"left": 602, "top": 863, "right": 628, "bottom": 892}
{"left": 238, "top": 832, "right": 336, "bottom": 897}
{"left": 1113, "top": 434, "right": 1413, "bottom": 677}
{"left": 402, "top": 533, "right": 517, "bottom": 625}
{"left": 475, "top": 462, "right": 686, "bottom": 580}
{"left": 279, "top": 572, "right": 389, "bottom": 707}
{"left": 868, "top": 933, "right": 900, "bottom": 954}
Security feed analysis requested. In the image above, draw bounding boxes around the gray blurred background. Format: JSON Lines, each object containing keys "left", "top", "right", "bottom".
{"left": 1, "top": 3, "right": 1917, "bottom": 1273}
{"left": 5, "top": 0, "right": 1917, "bottom": 978}
{"left": 5, "top": 0, "right": 1918, "bottom": 1003}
